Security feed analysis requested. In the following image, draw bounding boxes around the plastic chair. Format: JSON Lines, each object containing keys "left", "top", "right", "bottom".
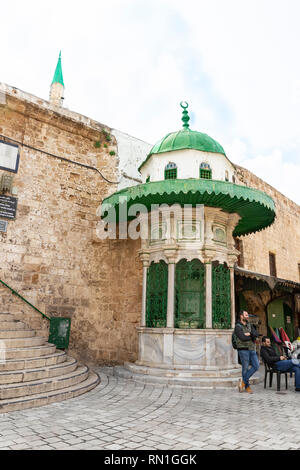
{"left": 263, "top": 360, "right": 290, "bottom": 391}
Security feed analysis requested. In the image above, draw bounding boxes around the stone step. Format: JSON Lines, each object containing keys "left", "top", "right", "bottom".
{"left": 0, "top": 343, "right": 56, "bottom": 360}
{"left": 0, "top": 321, "right": 31, "bottom": 330}
{"left": 0, "top": 350, "right": 66, "bottom": 372}
{"left": 0, "top": 329, "right": 35, "bottom": 339}
{"left": 0, "top": 312, "right": 97, "bottom": 412}
{"left": 0, "top": 357, "right": 78, "bottom": 384}
{"left": 0, "top": 371, "right": 100, "bottom": 413}
{"left": 0, "top": 365, "right": 90, "bottom": 399}
{"left": 114, "top": 365, "right": 261, "bottom": 389}
{"left": 0, "top": 336, "right": 45, "bottom": 348}
{"left": 124, "top": 362, "right": 241, "bottom": 378}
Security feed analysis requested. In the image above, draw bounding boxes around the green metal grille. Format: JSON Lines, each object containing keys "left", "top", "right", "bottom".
{"left": 165, "top": 168, "right": 177, "bottom": 180}
{"left": 200, "top": 169, "right": 212, "bottom": 179}
{"left": 212, "top": 263, "right": 231, "bottom": 329}
{"left": 146, "top": 261, "right": 168, "bottom": 327}
{"left": 175, "top": 259, "right": 205, "bottom": 328}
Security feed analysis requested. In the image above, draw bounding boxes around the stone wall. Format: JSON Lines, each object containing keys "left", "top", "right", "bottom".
{"left": 235, "top": 165, "right": 300, "bottom": 283}
{"left": 0, "top": 85, "right": 142, "bottom": 365}
{"left": 112, "top": 129, "right": 151, "bottom": 190}
{"left": 234, "top": 165, "right": 300, "bottom": 340}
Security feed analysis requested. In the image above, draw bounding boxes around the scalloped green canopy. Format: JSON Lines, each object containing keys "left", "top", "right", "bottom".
{"left": 101, "top": 179, "right": 275, "bottom": 237}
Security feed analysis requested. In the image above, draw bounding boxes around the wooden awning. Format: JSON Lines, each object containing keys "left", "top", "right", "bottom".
{"left": 234, "top": 266, "right": 300, "bottom": 292}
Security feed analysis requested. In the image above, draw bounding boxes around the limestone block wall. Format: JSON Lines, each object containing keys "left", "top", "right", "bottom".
{"left": 0, "top": 86, "right": 142, "bottom": 365}
{"left": 235, "top": 164, "right": 300, "bottom": 283}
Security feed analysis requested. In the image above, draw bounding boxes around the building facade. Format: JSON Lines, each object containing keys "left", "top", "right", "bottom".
{"left": 0, "top": 61, "right": 299, "bottom": 367}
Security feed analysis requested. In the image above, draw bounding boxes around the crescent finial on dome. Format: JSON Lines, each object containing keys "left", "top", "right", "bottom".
{"left": 180, "top": 101, "right": 190, "bottom": 129}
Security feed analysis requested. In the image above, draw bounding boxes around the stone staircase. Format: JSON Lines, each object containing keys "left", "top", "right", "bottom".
{"left": 0, "top": 313, "right": 100, "bottom": 412}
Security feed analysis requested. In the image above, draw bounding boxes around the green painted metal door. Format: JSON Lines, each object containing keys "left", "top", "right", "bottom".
{"left": 267, "top": 300, "right": 295, "bottom": 341}
{"left": 212, "top": 263, "right": 231, "bottom": 329}
{"left": 146, "top": 261, "right": 168, "bottom": 327}
{"left": 267, "top": 299, "right": 285, "bottom": 329}
{"left": 175, "top": 259, "right": 205, "bottom": 328}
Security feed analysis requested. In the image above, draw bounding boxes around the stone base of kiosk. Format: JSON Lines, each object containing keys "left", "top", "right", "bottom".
{"left": 114, "top": 328, "right": 261, "bottom": 389}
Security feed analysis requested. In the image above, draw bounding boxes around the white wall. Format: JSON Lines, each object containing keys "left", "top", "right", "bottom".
{"left": 140, "top": 148, "right": 235, "bottom": 183}
{"left": 112, "top": 129, "right": 152, "bottom": 190}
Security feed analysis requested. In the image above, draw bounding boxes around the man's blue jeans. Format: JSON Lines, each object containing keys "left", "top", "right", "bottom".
{"left": 275, "top": 360, "right": 300, "bottom": 389}
{"left": 238, "top": 350, "right": 260, "bottom": 388}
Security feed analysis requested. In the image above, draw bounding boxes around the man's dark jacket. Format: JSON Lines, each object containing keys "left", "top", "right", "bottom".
{"left": 234, "top": 321, "right": 259, "bottom": 351}
{"left": 260, "top": 345, "right": 281, "bottom": 366}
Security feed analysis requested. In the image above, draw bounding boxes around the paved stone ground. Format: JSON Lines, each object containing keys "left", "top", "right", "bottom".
{"left": 0, "top": 366, "right": 300, "bottom": 450}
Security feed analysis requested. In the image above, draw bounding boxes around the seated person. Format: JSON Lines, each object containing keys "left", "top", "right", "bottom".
{"left": 261, "top": 336, "right": 300, "bottom": 392}
{"left": 291, "top": 339, "right": 300, "bottom": 359}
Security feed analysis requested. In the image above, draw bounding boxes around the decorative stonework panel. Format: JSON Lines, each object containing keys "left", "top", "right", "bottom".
{"left": 212, "top": 225, "right": 227, "bottom": 245}
{"left": 177, "top": 221, "right": 202, "bottom": 242}
{"left": 150, "top": 222, "right": 167, "bottom": 245}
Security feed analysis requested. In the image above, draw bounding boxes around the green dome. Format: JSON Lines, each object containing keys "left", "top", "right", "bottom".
{"left": 138, "top": 102, "right": 226, "bottom": 172}
{"left": 152, "top": 128, "right": 225, "bottom": 156}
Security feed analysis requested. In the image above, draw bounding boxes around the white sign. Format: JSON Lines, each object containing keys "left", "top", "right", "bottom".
{"left": 0, "top": 141, "right": 19, "bottom": 172}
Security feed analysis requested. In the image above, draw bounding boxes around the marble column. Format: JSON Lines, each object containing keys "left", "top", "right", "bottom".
{"left": 139, "top": 249, "right": 150, "bottom": 328}
{"left": 167, "top": 262, "right": 175, "bottom": 328}
{"left": 230, "top": 266, "right": 235, "bottom": 328}
{"left": 141, "top": 264, "right": 148, "bottom": 327}
{"left": 205, "top": 262, "right": 212, "bottom": 328}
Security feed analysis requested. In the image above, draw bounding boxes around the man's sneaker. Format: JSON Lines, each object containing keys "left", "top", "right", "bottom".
{"left": 238, "top": 379, "right": 245, "bottom": 393}
{"left": 245, "top": 386, "right": 253, "bottom": 394}
{"left": 295, "top": 388, "right": 300, "bottom": 392}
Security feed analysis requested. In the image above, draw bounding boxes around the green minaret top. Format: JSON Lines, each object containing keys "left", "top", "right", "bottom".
{"left": 51, "top": 51, "right": 64, "bottom": 87}
{"left": 180, "top": 101, "right": 190, "bottom": 129}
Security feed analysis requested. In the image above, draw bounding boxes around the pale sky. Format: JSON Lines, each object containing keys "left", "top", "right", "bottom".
{"left": 1, "top": 0, "right": 300, "bottom": 203}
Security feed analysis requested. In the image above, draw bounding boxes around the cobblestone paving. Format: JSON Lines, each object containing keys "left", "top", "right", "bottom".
{"left": 0, "top": 367, "right": 300, "bottom": 450}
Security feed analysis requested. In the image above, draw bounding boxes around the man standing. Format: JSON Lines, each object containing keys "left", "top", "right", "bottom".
{"left": 261, "top": 336, "right": 300, "bottom": 392}
{"left": 234, "top": 310, "right": 260, "bottom": 394}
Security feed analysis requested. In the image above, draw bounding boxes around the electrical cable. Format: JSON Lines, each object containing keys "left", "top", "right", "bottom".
{"left": 0, "top": 133, "right": 120, "bottom": 184}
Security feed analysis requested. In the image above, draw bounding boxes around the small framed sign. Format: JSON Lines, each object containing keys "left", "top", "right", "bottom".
{"left": 0, "top": 195, "right": 18, "bottom": 219}
{"left": 0, "top": 220, "right": 8, "bottom": 232}
{"left": 0, "top": 139, "right": 20, "bottom": 173}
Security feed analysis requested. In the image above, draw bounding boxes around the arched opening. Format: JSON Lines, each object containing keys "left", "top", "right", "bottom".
{"left": 175, "top": 259, "right": 205, "bottom": 328}
{"left": 200, "top": 162, "right": 212, "bottom": 180}
{"left": 146, "top": 261, "right": 168, "bottom": 327}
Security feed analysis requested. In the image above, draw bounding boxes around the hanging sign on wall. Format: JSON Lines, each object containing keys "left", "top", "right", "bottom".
{"left": 0, "top": 195, "right": 18, "bottom": 219}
